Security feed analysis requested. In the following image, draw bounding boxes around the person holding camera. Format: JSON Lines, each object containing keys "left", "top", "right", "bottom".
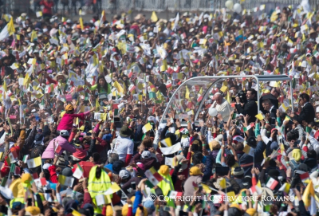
{"left": 235, "top": 89, "right": 258, "bottom": 123}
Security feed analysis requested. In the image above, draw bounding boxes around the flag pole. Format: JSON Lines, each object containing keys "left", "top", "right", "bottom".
{"left": 109, "top": 196, "right": 115, "bottom": 212}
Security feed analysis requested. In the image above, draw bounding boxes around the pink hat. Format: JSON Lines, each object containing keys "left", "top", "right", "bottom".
{"left": 136, "top": 162, "right": 145, "bottom": 171}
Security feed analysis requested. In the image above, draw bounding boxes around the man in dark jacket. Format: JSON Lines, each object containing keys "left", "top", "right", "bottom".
{"left": 262, "top": 99, "right": 277, "bottom": 126}
{"left": 293, "top": 93, "right": 315, "bottom": 124}
{"left": 235, "top": 89, "right": 258, "bottom": 123}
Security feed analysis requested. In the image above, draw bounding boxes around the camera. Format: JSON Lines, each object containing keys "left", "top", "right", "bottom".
{"left": 236, "top": 90, "right": 247, "bottom": 103}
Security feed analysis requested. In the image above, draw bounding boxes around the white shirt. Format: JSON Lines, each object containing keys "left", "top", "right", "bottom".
{"left": 113, "top": 136, "right": 134, "bottom": 161}
{"left": 212, "top": 99, "right": 232, "bottom": 122}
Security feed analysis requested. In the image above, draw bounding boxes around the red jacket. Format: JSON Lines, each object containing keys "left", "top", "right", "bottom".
{"left": 48, "top": 165, "right": 58, "bottom": 183}
{"left": 40, "top": 0, "right": 54, "bottom": 15}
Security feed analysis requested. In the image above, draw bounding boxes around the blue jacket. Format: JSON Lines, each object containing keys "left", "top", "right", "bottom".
{"left": 202, "top": 154, "right": 214, "bottom": 182}
{"left": 133, "top": 191, "right": 143, "bottom": 214}
{"left": 254, "top": 141, "right": 266, "bottom": 164}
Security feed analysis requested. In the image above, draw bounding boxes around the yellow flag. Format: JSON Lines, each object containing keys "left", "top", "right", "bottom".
{"left": 151, "top": 11, "right": 158, "bottom": 22}
{"left": 79, "top": 17, "right": 84, "bottom": 31}
{"left": 95, "top": 98, "right": 100, "bottom": 110}
{"left": 270, "top": 11, "right": 278, "bottom": 22}
{"left": 30, "top": 31, "right": 37, "bottom": 42}
{"left": 199, "top": 87, "right": 203, "bottom": 95}
{"left": 160, "top": 59, "right": 167, "bottom": 71}
{"left": 255, "top": 113, "right": 264, "bottom": 121}
{"left": 302, "top": 33, "right": 306, "bottom": 42}
{"left": 185, "top": 86, "right": 190, "bottom": 99}
{"left": 3, "top": 79, "right": 7, "bottom": 92}
{"left": 8, "top": 17, "right": 15, "bottom": 35}
{"left": 101, "top": 113, "right": 107, "bottom": 121}
{"left": 219, "top": 178, "right": 226, "bottom": 189}
{"left": 220, "top": 85, "right": 228, "bottom": 93}
{"left": 302, "top": 180, "right": 314, "bottom": 208}
{"left": 201, "top": 184, "right": 212, "bottom": 194}
{"left": 93, "top": 54, "right": 99, "bottom": 66}
{"left": 226, "top": 91, "right": 231, "bottom": 103}
{"left": 113, "top": 81, "right": 124, "bottom": 94}
{"left": 72, "top": 209, "right": 81, "bottom": 216}
{"left": 23, "top": 73, "right": 30, "bottom": 86}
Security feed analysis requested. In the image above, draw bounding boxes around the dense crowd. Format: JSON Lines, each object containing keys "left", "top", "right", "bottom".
{"left": 0, "top": 0, "right": 318, "bottom": 215}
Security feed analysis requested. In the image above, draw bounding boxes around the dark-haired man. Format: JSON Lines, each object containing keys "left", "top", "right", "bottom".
{"left": 235, "top": 89, "right": 258, "bottom": 123}
{"left": 291, "top": 93, "right": 315, "bottom": 124}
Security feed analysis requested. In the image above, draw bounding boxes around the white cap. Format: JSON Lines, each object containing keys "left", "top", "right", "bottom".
{"left": 316, "top": 106, "right": 319, "bottom": 113}
{"left": 141, "top": 150, "right": 151, "bottom": 159}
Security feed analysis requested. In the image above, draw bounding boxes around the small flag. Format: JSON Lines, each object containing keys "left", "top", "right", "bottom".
{"left": 219, "top": 178, "right": 226, "bottom": 189}
{"left": 128, "top": 84, "right": 136, "bottom": 92}
{"left": 279, "top": 182, "right": 291, "bottom": 194}
{"left": 250, "top": 185, "right": 262, "bottom": 195}
{"left": 166, "top": 80, "right": 172, "bottom": 88}
{"left": 104, "top": 182, "right": 121, "bottom": 195}
{"left": 36, "top": 11, "right": 43, "bottom": 17}
{"left": 72, "top": 209, "right": 82, "bottom": 216}
{"left": 201, "top": 184, "right": 212, "bottom": 194}
{"left": 145, "top": 167, "right": 163, "bottom": 186}
{"left": 55, "top": 144, "right": 63, "bottom": 154}
{"left": 151, "top": 11, "right": 158, "bottom": 22}
{"left": 10, "top": 163, "right": 20, "bottom": 175}
{"left": 58, "top": 175, "right": 74, "bottom": 187}
{"left": 145, "top": 180, "right": 155, "bottom": 188}
{"left": 73, "top": 164, "right": 83, "bottom": 179}
{"left": 160, "top": 137, "right": 172, "bottom": 147}
{"left": 113, "top": 81, "right": 124, "bottom": 94}
{"left": 114, "top": 109, "right": 119, "bottom": 116}
{"left": 40, "top": 177, "right": 47, "bottom": 186}
{"left": 255, "top": 113, "right": 264, "bottom": 121}
{"left": 26, "top": 157, "right": 42, "bottom": 168}
{"left": 169, "top": 191, "right": 183, "bottom": 199}
{"left": 79, "top": 17, "right": 84, "bottom": 30}
{"left": 142, "top": 123, "right": 153, "bottom": 133}
{"left": 232, "top": 113, "right": 239, "bottom": 119}
{"left": 266, "top": 177, "right": 278, "bottom": 190}
{"left": 8, "top": 151, "right": 18, "bottom": 163}
{"left": 306, "top": 126, "right": 312, "bottom": 133}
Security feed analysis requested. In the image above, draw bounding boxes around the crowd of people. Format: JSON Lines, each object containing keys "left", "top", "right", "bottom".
{"left": 0, "top": 0, "right": 318, "bottom": 215}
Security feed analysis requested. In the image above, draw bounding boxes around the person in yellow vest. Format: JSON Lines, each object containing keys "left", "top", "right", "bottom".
{"left": 87, "top": 165, "right": 112, "bottom": 214}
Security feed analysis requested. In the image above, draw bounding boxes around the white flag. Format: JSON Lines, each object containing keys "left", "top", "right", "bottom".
{"left": 0, "top": 25, "right": 9, "bottom": 42}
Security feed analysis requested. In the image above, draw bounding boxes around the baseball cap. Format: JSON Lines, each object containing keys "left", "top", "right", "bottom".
{"left": 141, "top": 150, "right": 151, "bottom": 159}
{"left": 60, "top": 130, "right": 70, "bottom": 137}
{"left": 119, "top": 170, "right": 130, "bottom": 179}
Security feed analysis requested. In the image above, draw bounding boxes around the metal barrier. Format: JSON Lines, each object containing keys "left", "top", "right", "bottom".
{"left": 102, "top": 0, "right": 319, "bottom": 14}
{"left": 2, "top": 0, "right": 319, "bottom": 18}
